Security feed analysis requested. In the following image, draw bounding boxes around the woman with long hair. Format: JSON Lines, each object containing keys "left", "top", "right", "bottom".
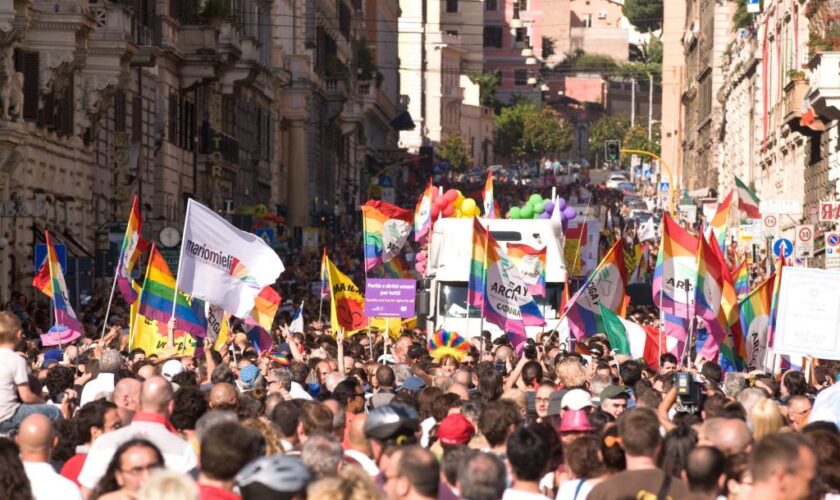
{"left": 749, "top": 397, "right": 785, "bottom": 440}
{"left": 90, "top": 439, "right": 164, "bottom": 500}
{"left": 0, "top": 438, "right": 33, "bottom": 500}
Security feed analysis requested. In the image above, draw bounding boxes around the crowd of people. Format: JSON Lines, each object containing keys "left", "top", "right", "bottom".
{"left": 0, "top": 302, "right": 839, "bottom": 500}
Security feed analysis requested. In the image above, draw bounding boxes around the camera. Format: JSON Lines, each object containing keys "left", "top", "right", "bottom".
{"left": 675, "top": 372, "right": 706, "bottom": 413}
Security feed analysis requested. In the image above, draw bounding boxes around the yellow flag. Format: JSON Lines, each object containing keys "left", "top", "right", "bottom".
{"left": 130, "top": 313, "right": 197, "bottom": 356}
{"left": 129, "top": 279, "right": 142, "bottom": 333}
{"left": 325, "top": 254, "right": 367, "bottom": 331}
{"left": 362, "top": 317, "right": 417, "bottom": 339}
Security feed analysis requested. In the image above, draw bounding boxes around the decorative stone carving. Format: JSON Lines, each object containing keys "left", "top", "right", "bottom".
{"left": 0, "top": 46, "right": 22, "bottom": 121}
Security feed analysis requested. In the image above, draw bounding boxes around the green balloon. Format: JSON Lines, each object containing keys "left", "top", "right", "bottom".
{"left": 529, "top": 194, "right": 543, "bottom": 205}
{"left": 520, "top": 206, "right": 534, "bottom": 219}
{"left": 534, "top": 201, "right": 545, "bottom": 214}
{"left": 509, "top": 207, "right": 521, "bottom": 219}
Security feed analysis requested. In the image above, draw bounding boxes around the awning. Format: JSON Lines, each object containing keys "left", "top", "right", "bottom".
{"left": 389, "top": 110, "right": 415, "bottom": 131}
{"left": 32, "top": 223, "right": 94, "bottom": 258}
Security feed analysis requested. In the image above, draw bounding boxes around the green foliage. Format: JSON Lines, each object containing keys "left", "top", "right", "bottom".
{"left": 200, "top": 0, "right": 230, "bottom": 19}
{"left": 622, "top": 0, "right": 663, "bottom": 33}
{"left": 438, "top": 132, "right": 474, "bottom": 172}
{"left": 468, "top": 70, "right": 501, "bottom": 107}
{"left": 643, "top": 37, "right": 663, "bottom": 64}
{"left": 588, "top": 113, "right": 631, "bottom": 155}
{"left": 622, "top": 122, "right": 661, "bottom": 158}
{"left": 495, "top": 102, "right": 573, "bottom": 159}
{"left": 732, "top": 0, "right": 753, "bottom": 31}
{"left": 573, "top": 53, "right": 619, "bottom": 73}
{"left": 357, "top": 41, "right": 377, "bottom": 81}
{"left": 542, "top": 36, "right": 556, "bottom": 60}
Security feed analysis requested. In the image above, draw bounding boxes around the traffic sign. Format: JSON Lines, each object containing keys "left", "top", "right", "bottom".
{"left": 658, "top": 181, "right": 670, "bottom": 193}
{"left": 825, "top": 232, "right": 840, "bottom": 270}
{"left": 795, "top": 225, "right": 814, "bottom": 259}
{"left": 255, "top": 228, "right": 275, "bottom": 246}
{"left": 773, "top": 238, "right": 794, "bottom": 258}
{"left": 34, "top": 243, "right": 67, "bottom": 273}
{"left": 762, "top": 214, "right": 779, "bottom": 237}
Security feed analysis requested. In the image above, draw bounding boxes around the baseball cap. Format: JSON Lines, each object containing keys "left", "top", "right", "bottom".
{"left": 399, "top": 376, "right": 426, "bottom": 392}
{"left": 237, "top": 364, "right": 260, "bottom": 393}
{"left": 600, "top": 385, "right": 629, "bottom": 401}
{"left": 161, "top": 359, "right": 185, "bottom": 381}
{"left": 437, "top": 414, "right": 475, "bottom": 446}
{"left": 559, "top": 408, "right": 595, "bottom": 433}
{"left": 562, "top": 389, "right": 594, "bottom": 410}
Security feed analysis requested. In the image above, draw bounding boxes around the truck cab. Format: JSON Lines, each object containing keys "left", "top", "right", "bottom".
{"left": 426, "top": 218, "right": 567, "bottom": 339}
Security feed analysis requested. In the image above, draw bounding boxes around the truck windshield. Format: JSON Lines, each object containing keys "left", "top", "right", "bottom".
{"left": 439, "top": 282, "right": 563, "bottom": 320}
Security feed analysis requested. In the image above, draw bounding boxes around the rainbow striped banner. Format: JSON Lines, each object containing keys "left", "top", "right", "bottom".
{"left": 414, "top": 180, "right": 434, "bottom": 243}
{"left": 740, "top": 274, "right": 775, "bottom": 371}
{"left": 564, "top": 240, "right": 627, "bottom": 340}
{"left": 137, "top": 245, "right": 207, "bottom": 337}
{"left": 652, "top": 214, "right": 699, "bottom": 342}
{"left": 116, "top": 196, "right": 148, "bottom": 304}
{"left": 362, "top": 200, "right": 412, "bottom": 272}
{"left": 483, "top": 171, "right": 496, "bottom": 218}
{"left": 767, "top": 254, "right": 785, "bottom": 348}
{"left": 506, "top": 243, "right": 546, "bottom": 296}
{"left": 35, "top": 231, "right": 83, "bottom": 346}
{"left": 708, "top": 233, "right": 746, "bottom": 371}
{"left": 695, "top": 233, "right": 726, "bottom": 361}
{"left": 707, "top": 190, "right": 732, "bottom": 255}
{"left": 733, "top": 259, "right": 749, "bottom": 298}
{"left": 244, "top": 286, "right": 281, "bottom": 332}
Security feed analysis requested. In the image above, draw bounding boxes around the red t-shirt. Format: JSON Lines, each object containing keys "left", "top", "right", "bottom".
{"left": 60, "top": 453, "right": 87, "bottom": 488}
{"left": 199, "top": 484, "right": 241, "bottom": 500}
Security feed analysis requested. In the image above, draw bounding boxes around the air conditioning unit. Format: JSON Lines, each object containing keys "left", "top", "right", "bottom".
{"left": 598, "top": 11, "right": 607, "bottom": 19}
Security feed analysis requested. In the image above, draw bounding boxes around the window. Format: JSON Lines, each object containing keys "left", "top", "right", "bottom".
{"left": 485, "top": 0, "right": 497, "bottom": 10}
{"left": 14, "top": 49, "right": 39, "bottom": 122}
{"left": 515, "top": 28, "right": 528, "bottom": 43}
{"left": 114, "top": 89, "right": 126, "bottom": 132}
{"left": 520, "top": 0, "right": 527, "bottom": 11}
{"left": 513, "top": 2, "right": 519, "bottom": 18}
{"left": 131, "top": 96, "right": 142, "bottom": 142}
{"left": 582, "top": 13, "right": 593, "bottom": 28}
{"left": 168, "top": 91, "right": 195, "bottom": 151}
{"left": 446, "top": 30, "right": 459, "bottom": 36}
{"left": 339, "top": 2, "right": 351, "bottom": 40}
{"left": 446, "top": 0, "right": 458, "bottom": 13}
{"left": 483, "top": 26, "right": 503, "bottom": 48}
{"left": 514, "top": 69, "right": 528, "bottom": 86}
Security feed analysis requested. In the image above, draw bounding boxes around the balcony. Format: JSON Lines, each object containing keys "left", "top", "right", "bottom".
{"left": 783, "top": 78, "right": 809, "bottom": 124}
{"left": 443, "top": 86, "right": 464, "bottom": 101}
{"left": 808, "top": 52, "right": 840, "bottom": 120}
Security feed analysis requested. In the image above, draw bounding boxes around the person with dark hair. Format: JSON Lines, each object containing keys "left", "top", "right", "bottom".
{"left": 60, "top": 400, "right": 120, "bottom": 487}
{"left": 722, "top": 452, "right": 751, "bottom": 500}
{"left": 589, "top": 408, "right": 690, "bottom": 499}
{"left": 659, "top": 354, "right": 678, "bottom": 376}
{"left": 556, "top": 435, "right": 607, "bottom": 500}
{"left": 383, "top": 446, "right": 439, "bottom": 500}
{"left": 0, "top": 437, "right": 33, "bottom": 500}
{"left": 749, "top": 433, "right": 816, "bottom": 500}
{"left": 781, "top": 370, "right": 808, "bottom": 400}
{"left": 44, "top": 365, "right": 76, "bottom": 404}
{"left": 478, "top": 400, "right": 519, "bottom": 456}
{"left": 685, "top": 446, "right": 726, "bottom": 499}
{"left": 658, "top": 422, "right": 698, "bottom": 479}
{"left": 478, "top": 369, "right": 503, "bottom": 405}
{"left": 457, "top": 451, "right": 506, "bottom": 500}
{"left": 170, "top": 385, "right": 208, "bottom": 437}
{"left": 799, "top": 428, "right": 840, "bottom": 497}
{"left": 298, "top": 401, "right": 334, "bottom": 444}
{"left": 198, "top": 421, "right": 264, "bottom": 498}
{"left": 701, "top": 362, "right": 723, "bottom": 388}
{"left": 787, "top": 395, "right": 812, "bottom": 431}
{"left": 89, "top": 439, "right": 164, "bottom": 500}
{"left": 600, "top": 426, "right": 625, "bottom": 473}
{"left": 441, "top": 446, "right": 474, "bottom": 494}
{"left": 271, "top": 399, "right": 302, "bottom": 454}
{"left": 504, "top": 426, "right": 551, "bottom": 499}
{"left": 618, "top": 360, "right": 642, "bottom": 388}
{"left": 332, "top": 378, "right": 365, "bottom": 448}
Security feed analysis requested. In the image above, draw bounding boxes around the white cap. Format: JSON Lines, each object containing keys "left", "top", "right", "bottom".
{"left": 561, "top": 388, "right": 593, "bottom": 410}
{"left": 161, "top": 359, "right": 185, "bottom": 381}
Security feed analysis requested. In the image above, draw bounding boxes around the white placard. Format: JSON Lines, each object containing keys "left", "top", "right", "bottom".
{"left": 760, "top": 199, "right": 801, "bottom": 215}
{"left": 774, "top": 267, "right": 840, "bottom": 360}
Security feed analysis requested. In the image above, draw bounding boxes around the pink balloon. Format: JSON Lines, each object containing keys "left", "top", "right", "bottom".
{"left": 431, "top": 205, "right": 441, "bottom": 218}
{"left": 442, "top": 204, "right": 455, "bottom": 217}
{"left": 415, "top": 262, "right": 425, "bottom": 273}
{"left": 416, "top": 251, "right": 426, "bottom": 262}
{"left": 444, "top": 189, "right": 459, "bottom": 202}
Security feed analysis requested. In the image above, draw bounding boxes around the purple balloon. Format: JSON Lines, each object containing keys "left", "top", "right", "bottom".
{"left": 562, "top": 206, "right": 576, "bottom": 219}
{"left": 556, "top": 198, "right": 567, "bottom": 211}
{"left": 543, "top": 201, "right": 555, "bottom": 213}
{"left": 561, "top": 218, "right": 568, "bottom": 231}
{"left": 539, "top": 212, "right": 551, "bottom": 219}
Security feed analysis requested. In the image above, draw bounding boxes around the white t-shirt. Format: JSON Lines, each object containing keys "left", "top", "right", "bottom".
{"left": 556, "top": 478, "right": 595, "bottom": 500}
{"left": 0, "top": 347, "right": 27, "bottom": 422}
{"left": 79, "top": 373, "right": 116, "bottom": 407}
{"left": 24, "top": 461, "right": 82, "bottom": 500}
{"left": 503, "top": 488, "right": 552, "bottom": 500}
{"left": 77, "top": 420, "right": 197, "bottom": 489}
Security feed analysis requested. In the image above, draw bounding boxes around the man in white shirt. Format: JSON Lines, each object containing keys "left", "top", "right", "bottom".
{"left": 77, "top": 375, "right": 197, "bottom": 496}
{"left": 79, "top": 348, "right": 122, "bottom": 407}
{"left": 18, "top": 413, "right": 81, "bottom": 500}
{"left": 502, "top": 427, "right": 551, "bottom": 500}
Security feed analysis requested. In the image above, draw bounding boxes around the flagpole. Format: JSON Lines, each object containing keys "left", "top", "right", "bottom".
{"left": 569, "top": 190, "right": 593, "bottom": 283}
{"left": 100, "top": 274, "right": 119, "bottom": 338}
{"left": 478, "top": 219, "right": 489, "bottom": 339}
{"left": 169, "top": 201, "right": 191, "bottom": 347}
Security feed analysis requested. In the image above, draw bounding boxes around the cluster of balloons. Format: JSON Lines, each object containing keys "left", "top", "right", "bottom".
{"left": 507, "top": 194, "right": 577, "bottom": 230}
{"left": 415, "top": 249, "right": 427, "bottom": 274}
{"left": 432, "top": 189, "right": 481, "bottom": 219}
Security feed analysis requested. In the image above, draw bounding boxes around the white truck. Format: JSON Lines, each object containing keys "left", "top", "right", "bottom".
{"left": 425, "top": 217, "right": 567, "bottom": 339}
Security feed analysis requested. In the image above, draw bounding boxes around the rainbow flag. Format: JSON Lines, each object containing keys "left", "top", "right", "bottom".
{"left": 739, "top": 274, "right": 774, "bottom": 371}
{"left": 378, "top": 255, "right": 414, "bottom": 279}
{"left": 506, "top": 243, "right": 546, "bottom": 296}
{"left": 116, "top": 196, "right": 149, "bottom": 304}
{"left": 137, "top": 245, "right": 207, "bottom": 337}
{"left": 245, "top": 286, "right": 281, "bottom": 332}
{"left": 468, "top": 218, "right": 543, "bottom": 348}
{"left": 483, "top": 171, "right": 496, "bottom": 218}
{"left": 707, "top": 190, "right": 732, "bottom": 255}
{"left": 563, "top": 240, "right": 627, "bottom": 340}
{"left": 319, "top": 248, "right": 329, "bottom": 299}
{"left": 362, "top": 200, "right": 413, "bottom": 272}
{"left": 733, "top": 259, "right": 749, "bottom": 297}
{"left": 414, "top": 180, "right": 434, "bottom": 243}
{"left": 708, "top": 233, "right": 746, "bottom": 371}
{"left": 652, "top": 214, "right": 699, "bottom": 343}
{"left": 767, "top": 254, "right": 785, "bottom": 348}
{"left": 694, "top": 233, "right": 726, "bottom": 361}
{"left": 35, "top": 231, "right": 83, "bottom": 346}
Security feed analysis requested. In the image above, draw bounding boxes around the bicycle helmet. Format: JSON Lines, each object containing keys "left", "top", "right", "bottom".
{"left": 235, "top": 455, "right": 311, "bottom": 500}
{"left": 363, "top": 402, "right": 420, "bottom": 444}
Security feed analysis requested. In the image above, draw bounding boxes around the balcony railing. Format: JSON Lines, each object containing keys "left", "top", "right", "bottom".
{"left": 808, "top": 51, "right": 840, "bottom": 120}
{"left": 783, "top": 78, "right": 809, "bottom": 125}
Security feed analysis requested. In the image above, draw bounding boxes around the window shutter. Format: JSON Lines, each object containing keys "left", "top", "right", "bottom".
{"left": 114, "top": 89, "right": 126, "bottom": 132}
{"left": 132, "top": 95, "right": 142, "bottom": 142}
{"left": 21, "top": 50, "right": 39, "bottom": 122}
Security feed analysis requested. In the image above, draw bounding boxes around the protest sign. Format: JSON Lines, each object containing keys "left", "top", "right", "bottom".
{"left": 774, "top": 267, "right": 840, "bottom": 360}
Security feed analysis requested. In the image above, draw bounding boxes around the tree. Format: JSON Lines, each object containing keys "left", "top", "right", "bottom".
{"left": 495, "top": 101, "right": 536, "bottom": 159}
{"left": 588, "top": 113, "right": 631, "bottom": 158}
{"left": 643, "top": 37, "right": 663, "bottom": 64}
{"left": 622, "top": 122, "right": 661, "bottom": 157}
{"left": 622, "top": 0, "right": 663, "bottom": 33}
{"left": 438, "top": 132, "right": 473, "bottom": 172}
{"left": 495, "top": 102, "right": 573, "bottom": 160}
{"left": 468, "top": 70, "right": 501, "bottom": 107}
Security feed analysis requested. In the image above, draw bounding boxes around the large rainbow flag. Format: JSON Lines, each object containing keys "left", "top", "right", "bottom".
{"left": 362, "top": 200, "right": 413, "bottom": 272}
{"left": 740, "top": 274, "right": 775, "bottom": 371}
{"left": 137, "top": 245, "right": 207, "bottom": 337}
{"left": 708, "top": 233, "right": 746, "bottom": 371}
{"left": 245, "top": 286, "right": 281, "bottom": 332}
{"left": 482, "top": 171, "right": 496, "bottom": 218}
{"left": 707, "top": 190, "right": 732, "bottom": 255}
{"left": 694, "top": 233, "right": 726, "bottom": 361}
{"left": 563, "top": 240, "right": 627, "bottom": 340}
{"left": 652, "top": 214, "right": 699, "bottom": 342}
{"left": 767, "top": 254, "right": 785, "bottom": 348}
{"left": 506, "top": 243, "right": 546, "bottom": 296}
{"left": 33, "top": 231, "right": 83, "bottom": 346}
{"left": 733, "top": 259, "right": 749, "bottom": 297}
{"left": 468, "top": 218, "right": 543, "bottom": 348}
{"left": 115, "top": 196, "right": 148, "bottom": 304}
{"left": 414, "top": 180, "right": 435, "bottom": 243}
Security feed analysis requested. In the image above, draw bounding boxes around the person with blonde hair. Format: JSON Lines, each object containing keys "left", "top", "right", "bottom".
{"left": 306, "top": 464, "right": 383, "bottom": 500}
{"left": 749, "top": 398, "right": 785, "bottom": 441}
{"left": 500, "top": 388, "right": 527, "bottom": 419}
{"left": 137, "top": 470, "right": 198, "bottom": 500}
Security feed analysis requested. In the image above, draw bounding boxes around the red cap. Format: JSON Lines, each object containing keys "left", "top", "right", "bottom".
{"left": 437, "top": 414, "right": 475, "bottom": 446}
